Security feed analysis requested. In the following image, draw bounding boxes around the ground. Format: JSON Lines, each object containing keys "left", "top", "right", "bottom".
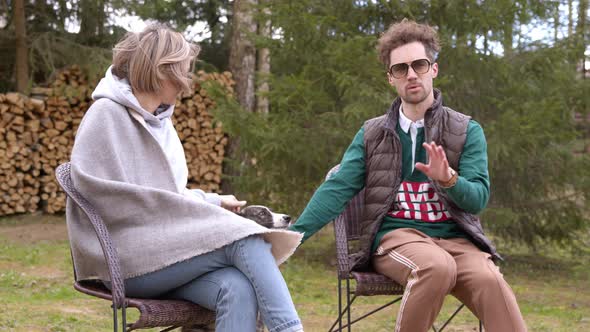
{"left": 0, "top": 214, "right": 588, "bottom": 331}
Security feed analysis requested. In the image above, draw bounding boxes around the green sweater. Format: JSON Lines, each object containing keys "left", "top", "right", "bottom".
{"left": 289, "top": 120, "right": 490, "bottom": 252}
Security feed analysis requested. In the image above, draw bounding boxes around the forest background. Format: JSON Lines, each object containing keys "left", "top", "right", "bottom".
{"left": 1, "top": 1, "right": 590, "bottom": 331}
{"left": 1, "top": 0, "right": 589, "bottom": 271}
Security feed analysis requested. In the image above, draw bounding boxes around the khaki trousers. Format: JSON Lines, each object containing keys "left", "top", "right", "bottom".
{"left": 372, "top": 228, "right": 527, "bottom": 332}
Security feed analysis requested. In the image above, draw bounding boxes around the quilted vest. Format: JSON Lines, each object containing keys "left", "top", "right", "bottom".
{"left": 350, "top": 89, "right": 500, "bottom": 271}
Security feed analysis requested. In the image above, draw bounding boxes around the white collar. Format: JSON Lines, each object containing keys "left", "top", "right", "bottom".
{"left": 398, "top": 105, "right": 425, "bottom": 133}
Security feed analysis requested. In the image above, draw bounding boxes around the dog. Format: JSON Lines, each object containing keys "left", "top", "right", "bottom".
{"left": 182, "top": 205, "right": 292, "bottom": 332}
{"left": 240, "top": 205, "right": 293, "bottom": 332}
{"left": 238, "top": 205, "right": 292, "bottom": 229}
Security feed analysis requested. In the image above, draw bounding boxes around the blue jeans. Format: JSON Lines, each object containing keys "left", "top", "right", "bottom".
{"left": 123, "top": 235, "right": 302, "bottom": 332}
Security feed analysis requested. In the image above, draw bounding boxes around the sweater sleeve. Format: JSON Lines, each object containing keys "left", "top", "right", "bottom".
{"left": 184, "top": 188, "right": 222, "bottom": 206}
{"left": 444, "top": 120, "right": 490, "bottom": 214}
{"left": 289, "top": 127, "right": 366, "bottom": 242}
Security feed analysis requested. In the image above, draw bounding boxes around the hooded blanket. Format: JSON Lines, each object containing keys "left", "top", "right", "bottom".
{"left": 66, "top": 69, "right": 302, "bottom": 281}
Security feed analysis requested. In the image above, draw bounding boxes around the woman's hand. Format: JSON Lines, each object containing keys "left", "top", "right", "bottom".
{"left": 219, "top": 195, "right": 247, "bottom": 212}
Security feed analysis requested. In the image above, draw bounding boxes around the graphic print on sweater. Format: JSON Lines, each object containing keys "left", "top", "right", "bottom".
{"left": 387, "top": 181, "right": 451, "bottom": 222}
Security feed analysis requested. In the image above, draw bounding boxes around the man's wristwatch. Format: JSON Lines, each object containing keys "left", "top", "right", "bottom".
{"left": 438, "top": 167, "right": 458, "bottom": 188}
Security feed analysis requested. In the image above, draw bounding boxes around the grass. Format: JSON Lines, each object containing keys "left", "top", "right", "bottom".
{"left": 0, "top": 214, "right": 588, "bottom": 331}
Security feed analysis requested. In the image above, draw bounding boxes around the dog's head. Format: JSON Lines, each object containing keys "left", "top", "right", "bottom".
{"left": 239, "top": 205, "right": 291, "bottom": 229}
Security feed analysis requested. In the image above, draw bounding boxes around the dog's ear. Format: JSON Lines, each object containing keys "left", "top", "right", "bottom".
{"left": 239, "top": 205, "right": 274, "bottom": 228}
{"left": 238, "top": 205, "right": 255, "bottom": 218}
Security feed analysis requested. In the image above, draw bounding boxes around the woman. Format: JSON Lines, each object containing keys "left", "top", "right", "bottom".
{"left": 67, "top": 23, "right": 303, "bottom": 332}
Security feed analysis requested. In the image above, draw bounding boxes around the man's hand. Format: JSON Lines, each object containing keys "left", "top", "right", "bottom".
{"left": 219, "top": 195, "right": 247, "bottom": 212}
{"left": 414, "top": 142, "right": 453, "bottom": 182}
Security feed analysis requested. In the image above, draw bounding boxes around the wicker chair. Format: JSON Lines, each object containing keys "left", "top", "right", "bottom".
{"left": 55, "top": 162, "right": 216, "bottom": 332}
{"left": 326, "top": 164, "right": 482, "bottom": 332}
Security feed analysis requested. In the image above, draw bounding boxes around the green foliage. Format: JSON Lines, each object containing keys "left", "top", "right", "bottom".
{"left": 211, "top": 0, "right": 589, "bottom": 249}
{"left": 480, "top": 45, "right": 590, "bottom": 249}
{"left": 438, "top": 36, "right": 589, "bottom": 247}
{"left": 1, "top": 217, "right": 588, "bottom": 331}
{"left": 120, "top": 0, "right": 233, "bottom": 71}
{"left": 29, "top": 32, "right": 112, "bottom": 84}
{"left": 208, "top": 30, "right": 391, "bottom": 214}
{"left": 1, "top": 1, "right": 123, "bottom": 91}
{"left": 0, "top": 0, "right": 587, "bottom": 248}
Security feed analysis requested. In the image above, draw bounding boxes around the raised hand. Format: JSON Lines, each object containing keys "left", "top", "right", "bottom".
{"left": 414, "top": 141, "right": 453, "bottom": 182}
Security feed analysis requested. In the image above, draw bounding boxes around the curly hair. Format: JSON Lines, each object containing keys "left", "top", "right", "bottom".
{"left": 377, "top": 19, "right": 440, "bottom": 69}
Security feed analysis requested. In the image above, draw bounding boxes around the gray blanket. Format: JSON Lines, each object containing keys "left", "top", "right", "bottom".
{"left": 67, "top": 98, "right": 302, "bottom": 281}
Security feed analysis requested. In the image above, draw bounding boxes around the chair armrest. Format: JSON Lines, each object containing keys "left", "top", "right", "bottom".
{"left": 333, "top": 214, "right": 351, "bottom": 278}
{"left": 325, "top": 164, "right": 354, "bottom": 278}
{"left": 55, "top": 162, "right": 127, "bottom": 309}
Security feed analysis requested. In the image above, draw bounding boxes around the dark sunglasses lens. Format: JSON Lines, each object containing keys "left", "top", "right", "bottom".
{"left": 412, "top": 59, "right": 430, "bottom": 74}
{"left": 390, "top": 63, "right": 409, "bottom": 78}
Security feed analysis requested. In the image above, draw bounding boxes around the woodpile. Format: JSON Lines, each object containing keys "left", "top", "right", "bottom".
{"left": 174, "top": 71, "right": 234, "bottom": 192}
{"left": 0, "top": 66, "right": 233, "bottom": 216}
{"left": 0, "top": 92, "right": 44, "bottom": 215}
{"left": 36, "top": 65, "right": 91, "bottom": 213}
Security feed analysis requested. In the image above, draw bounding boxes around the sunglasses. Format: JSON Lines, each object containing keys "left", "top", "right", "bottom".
{"left": 387, "top": 59, "right": 432, "bottom": 78}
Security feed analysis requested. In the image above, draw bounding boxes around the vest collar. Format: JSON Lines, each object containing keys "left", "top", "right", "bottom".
{"left": 383, "top": 89, "right": 444, "bottom": 132}
{"left": 424, "top": 89, "right": 444, "bottom": 129}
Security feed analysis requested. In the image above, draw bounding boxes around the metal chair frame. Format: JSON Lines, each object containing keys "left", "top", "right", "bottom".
{"left": 325, "top": 164, "right": 483, "bottom": 332}
{"left": 56, "top": 162, "right": 215, "bottom": 331}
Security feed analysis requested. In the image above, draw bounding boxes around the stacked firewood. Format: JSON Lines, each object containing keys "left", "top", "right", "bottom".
{"left": 0, "top": 66, "right": 233, "bottom": 216}
{"left": 0, "top": 93, "right": 44, "bottom": 214}
{"left": 175, "top": 71, "right": 234, "bottom": 193}
{"left": 35, "top": 65, "right": 91, "bottom": 213}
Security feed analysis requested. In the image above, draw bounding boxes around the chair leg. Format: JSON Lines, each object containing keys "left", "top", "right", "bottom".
{"left": 329, "top": 296, "right": 355, "bottom": 332}
{"left": 348, "top": 297, "right": 400, "bottom": 328}
{"left": 328, "top": 278, "right": 352, "bottom": 332}
{"left": 339, "top": 277, "right": 343, "bottom": 332}
{"left": 346, "top": 278, "right": 351, "bottom": 332}
{"left": 112, "top": 305, "right": 130, "bottom": 332}
{"left": 432, "top": 304, "right": 485, "bottom": 332}
{"left": 113, "top": 307, "right": 118, "bottom": 332}
{"left": 329, "top": 281, "right": 356, "bottom": 332}
{"left": 330, "top": 295, "right": 400, "bottom": 331}
{"left": 434, "top": 303, "right": 465, "bottom": 332}
{"left": 122, "top": 307, "right": 127, "bottom": 332}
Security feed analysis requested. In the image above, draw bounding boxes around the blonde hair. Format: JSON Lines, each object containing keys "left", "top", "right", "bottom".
{"left": 112, "top": 23, "right": 200, "bottom": 94}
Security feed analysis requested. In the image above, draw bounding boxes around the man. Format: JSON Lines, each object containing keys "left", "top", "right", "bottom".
{"left": 289, "top": 19, "right": 527, "bottom": 332}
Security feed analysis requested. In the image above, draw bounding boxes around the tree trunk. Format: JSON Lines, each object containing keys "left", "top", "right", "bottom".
{"left": 78, "top": 0, "right": 106, "bottom": 43}
{"left": 57, "top": 0, "right": 70, "bottom": 32}
{"left": 469, "top": 33, "right": 477, "bottom": 52}
{"left": 13, "top": 0, "right": 28, "bottom": 93}
{"left": 256, "top": 1, "right": 271, "bottom": 114}
{"left": 516, "top": 21, "right": 523, "bottom": 50}
{"left": 576, "top": 0, "right": 588, "bottom": 77}
{"left": 224, "top": 0, "right": 258, "bottom": 194}
{"left": 229, "top": 0, "right": 258, "bottom": 113}
{"left": 502, "top": 23, "right": 513, "bottom": 57}
{"left": 553, "top": 4, "right": 559, "bottom": 44}
{"left": 568, "top": 0, "right": 574, "bottom": 38}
